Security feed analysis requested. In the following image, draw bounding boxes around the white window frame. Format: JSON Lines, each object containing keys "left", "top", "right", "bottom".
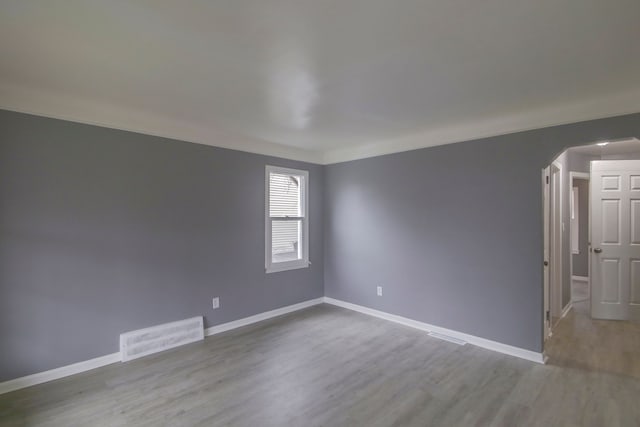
{"left": 265, "top": 165, "right": 309, "bottom": 273}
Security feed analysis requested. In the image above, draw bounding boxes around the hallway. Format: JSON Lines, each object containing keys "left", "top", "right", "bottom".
{"left": 546, "top": 279, "right": 640, "bottom": 379}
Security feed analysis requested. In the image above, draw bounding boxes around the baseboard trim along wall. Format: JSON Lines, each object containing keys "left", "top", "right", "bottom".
{"left": 204, "top": 298, "right": 324, "bottom": 336}
{"left": 561, "top": 302, "right": 573, "bottom": 319}
{"left": 0, "top": 298, "right": 325, "bottom": 396}
{"left": 0, "top": 353, "right": 122, "bottom": 395}
{"left": 1, "top": 296, "right": 544, "bottom": 395}
{"left": 323, "top": 297, "right": 546, "bottom": 364}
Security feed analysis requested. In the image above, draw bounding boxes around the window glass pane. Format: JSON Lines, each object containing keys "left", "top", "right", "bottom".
{"left": 272, "top": 220, "right": 302, "bottom": 263}
{"left": 270, "top": 173, "right": 302, "bottom": 217}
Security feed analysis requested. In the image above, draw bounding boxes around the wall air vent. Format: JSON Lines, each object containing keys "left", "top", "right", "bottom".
{"left": 120, "top": 316, "right": 204, "bottom": 362}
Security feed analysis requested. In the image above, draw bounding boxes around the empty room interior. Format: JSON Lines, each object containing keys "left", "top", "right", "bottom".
{"left": 1, "top": 1, "right": 640, "bottom": 426}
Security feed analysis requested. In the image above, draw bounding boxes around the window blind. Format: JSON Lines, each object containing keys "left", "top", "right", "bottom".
{"left": 269, "top": 173, "right": 303, "bottom": 262}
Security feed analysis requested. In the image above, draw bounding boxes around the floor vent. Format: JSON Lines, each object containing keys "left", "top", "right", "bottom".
{"left": 428, "top": 331, "right": 467, "bottom": 346}
{"left": 120, "top": 316, "right": 204, "bottom": 362}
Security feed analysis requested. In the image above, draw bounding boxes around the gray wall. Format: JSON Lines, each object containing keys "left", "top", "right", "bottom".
{"left": 567, "top": 151, "right": 596, "bottom": 173}
{"left": 324, "top": 112, "right": 640, "bottom": 353}
{"left": 0, "top": 109, "right": 324, "bottom": 382}
{"left": 572, "top": 179, "right": 589, "bottom": 277}
{"left": 2, "top": 107, "right": 640, "bottom": 382}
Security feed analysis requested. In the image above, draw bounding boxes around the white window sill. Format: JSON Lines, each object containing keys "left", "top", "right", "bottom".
{"left": 266, "top": 261, "right": 310, "bottom": 274}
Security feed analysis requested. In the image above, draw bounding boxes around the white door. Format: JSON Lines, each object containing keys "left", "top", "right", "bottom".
{"left": 591, "top": 160, "right": 640, "bottom": 321}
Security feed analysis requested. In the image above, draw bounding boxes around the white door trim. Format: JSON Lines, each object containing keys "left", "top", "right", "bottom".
{"left": 550, "top": 162, "right": 563, "bottom": 321}
{"left": 542, "top": 167, "right": 551, "bottom": 341}
{"left": 570, "top": 172, "right": 591, "bottom": 180}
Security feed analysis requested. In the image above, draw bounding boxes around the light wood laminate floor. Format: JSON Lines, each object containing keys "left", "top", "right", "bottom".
{"left": 1, "top": 303, "right": 639, "bottom": 426}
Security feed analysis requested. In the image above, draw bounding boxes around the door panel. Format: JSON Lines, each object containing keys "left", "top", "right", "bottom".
{"left": 631, "top": 200, "right": 640, "bottom": 244}
{"left": 602, "top": 175, "right": 621, "bottom": 191}
{"left": 592, "top": 160, "right": 640, "bottom": 321}
{"left": 600, "top": 258, "right": 620, "bottom": 303}
{"left": 630, "top": 259, "right": 640, "bottom": 304}
{"left": 601, "top": 200, "right": 620, "bottom": 244}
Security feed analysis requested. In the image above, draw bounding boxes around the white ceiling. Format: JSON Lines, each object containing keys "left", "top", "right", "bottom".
{"left": 570, "top": 138, "right": 640, "bottom": 156}
{"left": 1, "top": 0, "right": 639, "bottom": 163}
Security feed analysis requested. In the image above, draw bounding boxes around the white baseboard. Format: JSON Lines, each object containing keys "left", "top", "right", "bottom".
{"left": 0, "top": 352, "right": 121, "bottom": 396}
{"left": 561, "top": 302, "right": 573, "bottom": 319}
{"left": 1, "top": 297, "right": 542, "bottom": 395}
{"left": 571, "top": 275, "right": 589, "bottom": 282}
{"left": 205, "top": 297, "right": 324, "bottom": 336}
{"left": 0, "top": 297, "right": 324, "bottom": 396}
{"left": 323, "top": 297, "right": 545, "bottom": 364}
{"left": 1, "top": 296, "right": 542, "bottom": 395}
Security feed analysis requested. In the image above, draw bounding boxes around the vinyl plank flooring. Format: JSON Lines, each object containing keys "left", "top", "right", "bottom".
{"left": 1, "top": 304, "right": 639, "bottom": 426}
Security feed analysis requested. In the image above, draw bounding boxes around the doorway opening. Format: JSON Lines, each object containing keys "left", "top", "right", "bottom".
{"left": 542, "top": 138, "right": 640, "bottom": 370}
{"left": 569, "top": 171, "right": 590, "bottom": 317}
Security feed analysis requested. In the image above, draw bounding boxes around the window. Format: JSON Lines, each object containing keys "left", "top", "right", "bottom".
{"left": 265, "top": 165, "right": 309, "bottom": 273}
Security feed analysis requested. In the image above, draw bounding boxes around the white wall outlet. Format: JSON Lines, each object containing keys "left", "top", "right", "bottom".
{"left": 212, "top": 297, "right": 220, "bottom": 309}
{"left": 377, "top": 286, "right": 383, "bottom": 296}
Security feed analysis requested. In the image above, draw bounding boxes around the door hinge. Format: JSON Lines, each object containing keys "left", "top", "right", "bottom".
{"left": 546, "top": 176, "right": 549, "bottom": 184}
{"left": 546, "top": 310, "right": 550, "bottom": 322}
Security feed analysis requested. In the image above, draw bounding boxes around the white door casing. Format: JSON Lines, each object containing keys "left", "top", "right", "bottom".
{"left": 550, "top": 163, "right": 563, "bottom": 319}
{"left": 591, "top": 160, "right": 640, "bottom": 321}
{"left": 543, "top": 167, "right": 551, "bottom": 340}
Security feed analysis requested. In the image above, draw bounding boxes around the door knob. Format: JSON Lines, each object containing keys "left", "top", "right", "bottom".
{"left": 594, "top": 248, "right": 603, "bottom": 253}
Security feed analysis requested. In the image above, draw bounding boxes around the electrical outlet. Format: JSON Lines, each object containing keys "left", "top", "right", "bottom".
{"left": 377, "top": 286, "right": 383, "bottom": 296}
{"left": 212, "top": 297, "right": 220, "bottom": 309}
